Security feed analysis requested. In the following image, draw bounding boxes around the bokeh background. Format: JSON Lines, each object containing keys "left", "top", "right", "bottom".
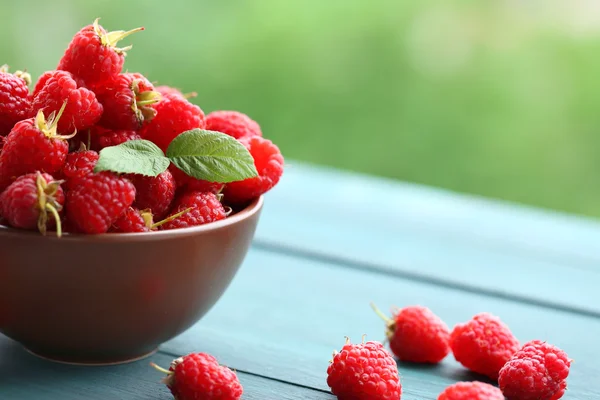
{"left": 2, "top": 0, "right": 599, "bottom": 218}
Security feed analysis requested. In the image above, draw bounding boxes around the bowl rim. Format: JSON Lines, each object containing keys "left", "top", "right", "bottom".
{"left": 0, "top": 195, "right": 264, "bottom": 242}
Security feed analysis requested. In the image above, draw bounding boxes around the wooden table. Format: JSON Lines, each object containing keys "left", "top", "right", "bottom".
{"left": 2, "top": 163, "right": 599, "bottom": 399}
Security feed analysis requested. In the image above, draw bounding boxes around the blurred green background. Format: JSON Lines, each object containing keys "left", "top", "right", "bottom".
{"left": 1, "top": 0, "right": 599, "bottom": 218}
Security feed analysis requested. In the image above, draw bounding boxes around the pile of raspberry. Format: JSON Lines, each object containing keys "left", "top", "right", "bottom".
{"left": 0, "top": 19, "right": 283, "bottom": 236}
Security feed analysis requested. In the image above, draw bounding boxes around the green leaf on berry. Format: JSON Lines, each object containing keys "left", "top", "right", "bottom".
{"left": 94, "top": 139, "right": 170, "bottom": 177}
{"left": 166, "top": 129, "right": 258, "bottom": 183}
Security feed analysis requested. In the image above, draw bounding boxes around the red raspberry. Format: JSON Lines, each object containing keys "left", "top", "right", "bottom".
{"left": 169, "top": 164, "right": 224, "bottom": 194}
{"left": 499, "top": 340, "right": 571, "bottom": 400}
{"left": 152, "top": 352, "right": 243, "bottom": 400}
{"left": 0, "top": 172, "right": 64, "bottom": 236}
{"left": 160, "top": 191, "right": 226, "bottom": 230}
{"left": 90, "top": 127, "right": 141, "bottom": 151}
{"left": 437, "top": 381, "right": 504, "bottom": 400}
{"left": 205, "top": 110, "right": 262, "bottom": 140}
{"left": 57, "top": 18, "right": 144, "bottom": 86}
{"left": 327, "top": 338, "right": 401, "bottom": 400}
{"left": 155, "top": 85, "right": 190, "bottom": 99}
{"left": 371, "top": 303, "right": 450, "bottom": 364}
{"left": 60, "top": 149, "right": 99, "bottom": 190}
{"left": 126, "top": 170, "right": 176, "bottom": 219}
{"left": 223, "top": 136, "right": 284, "bottom": 204}
{"left": 94, "top": 72, "right": 161, "bottom": 131}
{"left": 65, "top": 172, "right": 136, "bottom": 234}
{"left": 450, "top": 312, "right": 520, "bottom": 380}
{"left": 110, "top": 207, "right": 151, "bottom": 233}
{"left": 31, "top": 70, "right": 103, "bottom": 133}
{"left": 0, "top": 65, "right": 32, "bottom": 136}
{"left": 0, "top": 106, "right": 73, "bottom": 190}
{"left": 140, "top": 92, "right": 205, "bottom": 152}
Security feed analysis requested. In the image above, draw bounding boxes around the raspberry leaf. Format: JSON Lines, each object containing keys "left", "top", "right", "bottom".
{"left": 94, "top": 139, "right": 170, "bottom": 177}
{"left": 166, "top": 129, "right": 258, "bottom": 182}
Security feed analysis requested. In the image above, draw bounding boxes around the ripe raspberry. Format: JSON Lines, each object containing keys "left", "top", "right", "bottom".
{"left": 90, "top": 127, "right": 141, "bottom": 151}
{"left": 155, "top": 85, "right": 193, "bottom": 99}
{"left": 450, "top": 312, "right": 520, "bottom": 380}
{"left": 126, "top": 170, "right": 175, "bottom": 219}
{"left": 140, "top": 92, "right": 205, "bottom": 152}
{"left": 223, "top": 136, "right": 284, "bottom": 204}
{"left": 65, "top": 172, "right": 136, "bottom": 234}
{"left": 0, "top": 65, "right": 32, "bottom": 136}
{"left": 499, "top": 340, "right": 571, "bottom": 400}
{"left": 327, "top": 338, "right": 401, "bottom": 400}
{"left": 205, "top": 110, "right": 262, "bottom": 140}
{"left": 60, "top": 149, "right": 99, "bottom": 190}
{"left": 0, "top": 105, "right": 73, "bottom": 190}
{"left": 110, "top": 207, "right": 151, "bottom": 233}
{"left": 160, "top": 191, "right": 226, "bottom": 230}
{"left": 152, "top": 352, "right": 243, "bottom": 400}
{"left": 31, "top": 70, "right": 103, "bottom": 133}
{"left": 94, "top": 72, "right": 161, "bottom": 130}
{"left": 371, "top": 303, "right": 450, "bottom": 364}
{"left": 437, "top": 381, "right": 504, "bottom": 400}
{"left": 169, "top": 164, "right": 224, "bottom": 194}
{"left": 57, "top": 18, "right": 144, "bottom": 86}
{"left": 0, "top": 172, "right": 64, "bottom": 236}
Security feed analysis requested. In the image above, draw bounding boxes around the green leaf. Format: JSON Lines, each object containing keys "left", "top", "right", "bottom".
{"left": 94, "top": 139, "right": 170, "bottom": 177}
{"left": 166, "top": 129, "right": 258, "bottom": 183}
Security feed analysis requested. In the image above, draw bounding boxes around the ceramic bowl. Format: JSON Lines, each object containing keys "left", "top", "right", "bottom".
{"left": 0, "top": 196, "right": 263, "bottom": 365}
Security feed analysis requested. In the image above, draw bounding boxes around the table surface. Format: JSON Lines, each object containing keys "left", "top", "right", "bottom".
{"left": 2, "top": 162, "right": 600, "bottom": 399}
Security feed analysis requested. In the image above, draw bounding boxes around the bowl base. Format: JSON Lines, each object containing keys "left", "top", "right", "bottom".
{"left": 23, "top": 346, "right": 158, "bottom": 366}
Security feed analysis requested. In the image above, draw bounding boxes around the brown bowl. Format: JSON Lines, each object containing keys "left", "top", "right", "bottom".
{"left": 0, "top": 196, "right": 263, "bottom": 365}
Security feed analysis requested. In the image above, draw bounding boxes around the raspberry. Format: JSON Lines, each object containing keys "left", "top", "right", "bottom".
{"left": 0, "top": 172, "right": 64, "bottom": 236}
{"left": 94, "top": 72, "right": 161, "bottom": 130}
{"left": 140, "top": 92, "right": 205, "bottom": 152}
{"left": 205, "top": 110, "right": 262, "bottom": 139}
{"left": 0, "top": 65, "right": 32, "bottom": 136}
{"left": 371, "top": 303, "right": 450, "bottom": 364}
{"left": 90, "top": 127, "right": 141, "bottom": 151}
{"left": 169, "top": 164, "right": 224, "bottom": 194}
{"left": 155, "top": 85, "right": 189, "bottom": 99}
{"left": 223, "top": 136, "right": 284, "bottom": 204}
{"left": 0, "top": 106, "right": 73, "bottom": 190}
{"left": 57, "top": 18, "right": 144, "bottom": 86}
{"left": 152, "top": 353, "right": 243, "bottom": 400}
{"left": 327, "top": 338, "right": 402, "bottom": 400}
{"left": 450, "top": 312, "right": 520, "bottom": 380}
{"left": 437, "top": 381, "right": 504, "bottom": 400}
{"left": 160, "top": 191, "right": 226, "bottom": 230}
{"left": 126, "top": 169, "right": 176, "bottom": 219}
{"left": 60, "top": 149, "right": 99, "bottom": 190}
{"left": 499, "top": 340, "right": 571, "bottom": 400}
{"left": 31, "top": 70, "right": 103, "bottom": 133}
{"left": 65, "top": 172, "right": 136, "bottom": 234}
{"left": 110, "top": 207, "right": 151, "bottom": 233}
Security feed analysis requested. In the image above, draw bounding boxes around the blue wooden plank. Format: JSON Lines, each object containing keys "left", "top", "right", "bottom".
{"left": 160, "top": 248, "right": 600, "bottom": 400}
{"left": 254, "top": 162, "right": 600, "bottom": 314}
{"left": 0, "top": 336, "right": 334, "bottom": 400}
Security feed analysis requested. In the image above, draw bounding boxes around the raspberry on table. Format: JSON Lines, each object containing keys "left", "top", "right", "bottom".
{"left": 151, "top": 352, "right": 243, "bottom": 400}
{"left": 140, "top": 92, "right": 205, "bottom": 152}
{"left": 223, "top": 136, "right": 284, "bottom": 204}
{"left": 94, "top": 72, "right": 161, "bottom": 131}
{"left": 327, "top": 338, "right": 402, "bottom": 400}
{"left": 0, "top": 104, "right": 74, "bottom": 191}
{"left": 57, "top": 18, "right": 144, "bottom": 86}
{"left": 0, "top": 65, "right": 32, "bottom": 136}
{"left": 31, "top": 70, "right": 103, "bottom": 134}
{"left": 437, "top": 381, "right": 504, "bottom": 400}
{"left": 126, "top": 169, "right": 176, "bottom": 219}
{"left": 160, "top": 191, "right": 227, "bottom": 230}
{"left": 65, "top": 171, "right": 136, "bottom": 234}
{"left": 450, "top": 312, "right": 520, "bottom": 380}
{"left": 89, "top": 127, "right": 141, "bottom": 151}
{"left": 371, "top": 303, "right": 450, "bottom": 364}
{"left": 205, "top": 110, "right": 262, "bottom": 140}
{"left": 499, "top": 339, "right": 572, "bottom": 400}
{"left": 169, "top": 164, "right": 224, "bottom": 194}
{"left": 0, "top": 172, "right": 65, "bottom": 236}
{"left": 59, "top": 149, "right": 99, "bottom": 190}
